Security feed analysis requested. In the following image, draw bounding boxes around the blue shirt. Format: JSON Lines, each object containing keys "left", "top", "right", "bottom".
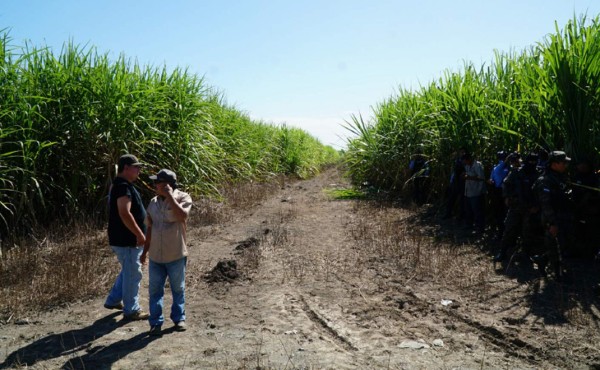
{"left": 490, "top": 160, "right": 509, "bottom": 189}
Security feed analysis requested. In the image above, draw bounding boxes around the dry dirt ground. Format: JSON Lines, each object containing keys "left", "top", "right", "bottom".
{"left": 2, "top": 166, "right": 600, "bottom": 369}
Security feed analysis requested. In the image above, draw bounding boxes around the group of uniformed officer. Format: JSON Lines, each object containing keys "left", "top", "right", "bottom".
{"left": 493, "top": 150, "right": 600, "bottom": 280}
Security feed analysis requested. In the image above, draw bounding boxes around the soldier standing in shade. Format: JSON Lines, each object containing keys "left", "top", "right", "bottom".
{"left": 494, "top": 153, "right": 541, "bottom": 263}
{"left": 532, "top": 151, "right": 575, "bottom": 279}
{"left": 443, "top": 147, "right": 467, "bottom": 219}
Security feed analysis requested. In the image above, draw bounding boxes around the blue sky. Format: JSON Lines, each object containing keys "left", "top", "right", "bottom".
{"left": 2, "top": 1, "right": 600, "bottom": 148}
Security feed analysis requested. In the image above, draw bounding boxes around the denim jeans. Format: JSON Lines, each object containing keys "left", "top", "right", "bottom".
{"left": 148, "top": 257, "right": 187, "bottom": 327}
{"left": 105, "top": 246, "right": 143, "bottom": 316}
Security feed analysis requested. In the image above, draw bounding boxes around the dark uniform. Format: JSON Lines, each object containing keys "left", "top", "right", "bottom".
{"left": 532, "top": 151, "right": 575, "bottom": 278}
{"left": 409, "top": 153, "right": 430, "bottom": 206}
{"left": 443, "top": 149, "right": 466, "bottom": 219}
{"left": 495, "top": 154, "right": 541, "bottom": 262}
{"left": 572, "top": 160, "right": 600, "bottom": 257}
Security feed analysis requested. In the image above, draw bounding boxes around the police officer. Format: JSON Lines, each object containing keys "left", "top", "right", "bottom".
{"left": 532, "top": 151, "right": 575, "bottom": 279}
{"left": 494, "top": 153, "right": 540, "bottom": 263}
{"left": 572, "top": 159, "right": 600, "bottom": 257}
{"left": 443, "top": 148, "right": 467, "bottom": 219}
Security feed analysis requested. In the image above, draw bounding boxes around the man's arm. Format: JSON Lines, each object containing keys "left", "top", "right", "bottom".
{"left": 141, "top": 214, "right": 152, "bottom": 265}
{"left": 141, "top": 225, "right": 152, "bottom": 265}
{"left": 160, "top": 186, "right": 189, "bottom": 222}
{"left": 117, "top": 196, "right": 146, "bottom": 246}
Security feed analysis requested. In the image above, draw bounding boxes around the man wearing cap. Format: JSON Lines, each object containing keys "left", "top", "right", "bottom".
{"left": 532, "top": 150, "right": 575, "bottom": 279}
{"left": 104, "top": 154, "right": 149, "bottom": 320}
{"left": 141, "top": 169, "right": 192, "bottom": 335}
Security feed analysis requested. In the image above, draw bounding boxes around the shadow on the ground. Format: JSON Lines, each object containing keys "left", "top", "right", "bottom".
{"left": 60, "top": 327, "right": 176, "bottom": 370}
{"left": 0, "top": 312, "right": 124, "bottom": 369}
{"left": 408, "top": 203, "right": 600, "bottom": 327}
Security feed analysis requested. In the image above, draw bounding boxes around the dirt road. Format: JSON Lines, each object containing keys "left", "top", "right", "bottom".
{"left": 1, "top": 166, "right": 600, "bottom": 369}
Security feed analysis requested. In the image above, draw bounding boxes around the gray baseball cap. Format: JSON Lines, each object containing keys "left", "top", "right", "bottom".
{"left": 149, "top": 169, "right": 177, "bottom": 184}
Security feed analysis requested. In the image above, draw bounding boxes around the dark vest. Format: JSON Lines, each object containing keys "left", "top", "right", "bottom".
{"left": 108, "top": 176, "right": 147, "bottom": 247}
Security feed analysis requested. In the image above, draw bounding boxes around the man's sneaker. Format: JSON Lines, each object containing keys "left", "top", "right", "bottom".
{"left": 148, "top": 325, "right": 162, "bottom": 336}
{"left": 124, "top": 310, "right": 150, "bottom": 321}
{"left": 104, "top": 303, "right": 124, "bottom": 310}
{"left": 174, "top": 321, "right": 187, "bottom": 331}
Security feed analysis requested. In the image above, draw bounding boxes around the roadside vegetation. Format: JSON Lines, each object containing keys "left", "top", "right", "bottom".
{"left": 0, "top": 32, "right": 338, "bottom": 319}
{"left": 345, "top": 15, "right": 600, "bottom": 199}
{"left": 0, "top": 31, "right": 338, "bottom": 239}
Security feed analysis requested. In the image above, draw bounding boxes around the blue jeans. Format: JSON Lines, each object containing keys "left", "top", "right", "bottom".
{"left": 105, "top": 246, "right": 143, "bottom": 316}
{"left": 148, "top": 257, "right": 187, "bottom": 327}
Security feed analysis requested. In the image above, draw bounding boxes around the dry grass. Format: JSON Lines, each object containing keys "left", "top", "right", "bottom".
{"left": 0, "top": 220, "right": 116, "bottom": 322}
{"left": 348, "top": 201, "right": 495, "bottom": 293}
{"left": 220, "top": 180, "right": 280, "bottom": 212}
{"left": 346, "top": 200, "right": 600, "bottom": 335}
{"left": 0, "top": 176, "right": 287, "bottom": 323}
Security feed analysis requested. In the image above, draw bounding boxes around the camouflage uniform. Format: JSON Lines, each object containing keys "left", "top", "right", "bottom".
{"left": 532, "top": 151, "right": 575, "bottom": 278}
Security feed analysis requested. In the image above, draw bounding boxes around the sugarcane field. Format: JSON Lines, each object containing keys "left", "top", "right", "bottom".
{"left": 2, "top": 7, "right": 600, "bottom": 370}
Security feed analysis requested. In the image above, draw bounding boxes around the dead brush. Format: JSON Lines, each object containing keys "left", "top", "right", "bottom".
{"left": 262, "top": 207, "right": 297, "bottom": 250}
{"left": 266, "top": 222, "right": 291, "bottom": 248}
{"left": 220, "top": 180, "right": 280, "bottom": 211}
{"left": 188, "top": 196, "right": 227, "bottom": 227}
{"left": 188, "top": 178, "right": 281, "bottom": 230}
{"left": 348, "top": 202, "right": 493, "bottom": 294}
{"left": 0, "top": 219, "right": 116, "bottom": 322}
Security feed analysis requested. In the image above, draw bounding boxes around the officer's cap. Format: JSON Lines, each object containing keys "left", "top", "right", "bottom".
{"left": 548, "top": 151, "right": 571, "bottom": 163}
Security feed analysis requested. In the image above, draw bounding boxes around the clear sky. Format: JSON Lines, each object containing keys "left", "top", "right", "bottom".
{"left": 2, "top": 1, "right": 600, "bottom": 148}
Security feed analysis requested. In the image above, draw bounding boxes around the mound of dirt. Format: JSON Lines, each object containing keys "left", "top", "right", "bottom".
{"left": 203, "top": 259, "right": 240, "bottom": 283}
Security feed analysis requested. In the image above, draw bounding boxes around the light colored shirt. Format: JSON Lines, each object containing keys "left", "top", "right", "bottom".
{"left": 146, "top": 189, "right": 193, "bottom": 263}
{"left": 464, "top": 161, "right": 486, "bottom": 197}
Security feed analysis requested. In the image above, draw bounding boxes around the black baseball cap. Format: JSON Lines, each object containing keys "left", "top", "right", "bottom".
{"left": 118, "top": 154, "right": 143, "bottom": 168}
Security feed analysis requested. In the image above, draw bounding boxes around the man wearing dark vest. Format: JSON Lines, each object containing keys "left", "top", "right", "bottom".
{"left": 104, "top": 154, "right": 149, "bottom": 320}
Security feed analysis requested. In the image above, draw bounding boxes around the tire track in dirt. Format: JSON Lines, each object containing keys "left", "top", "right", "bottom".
{"left": 298, "top": 294, "right": 359, "bottom": 352}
